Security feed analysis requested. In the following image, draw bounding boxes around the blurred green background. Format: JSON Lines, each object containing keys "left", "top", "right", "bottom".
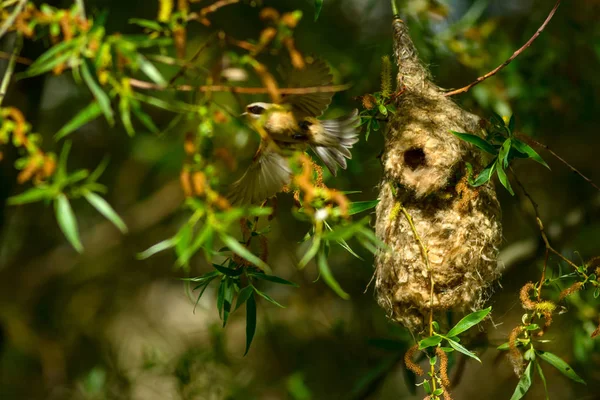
{"left": 1, "top": 0, "right": 599, "bottom": 399}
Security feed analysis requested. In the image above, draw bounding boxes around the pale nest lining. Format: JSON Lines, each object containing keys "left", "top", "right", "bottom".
{"left": 374, "top": 19, "right": 502, "bottom": 332}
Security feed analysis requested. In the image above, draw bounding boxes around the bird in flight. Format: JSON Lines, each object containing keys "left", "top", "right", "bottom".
{"left": 227, "top": 58, "right": 360, "bottom": 206}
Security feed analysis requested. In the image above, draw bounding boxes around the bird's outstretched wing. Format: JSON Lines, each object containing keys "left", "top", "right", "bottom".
{"left": 227, "top": 144, "right": 292, "bottom": 206}
{"left": 280, "top": 58, "right": 334, "bottom": 120}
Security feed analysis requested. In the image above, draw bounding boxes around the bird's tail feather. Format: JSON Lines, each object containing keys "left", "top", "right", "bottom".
{"left": 311, "top": 109, "right": 360, "bottom": 175}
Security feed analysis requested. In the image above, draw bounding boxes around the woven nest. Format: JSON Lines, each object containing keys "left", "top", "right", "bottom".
{"left": 374, "top": 19, "right": 502, "bottom": 333}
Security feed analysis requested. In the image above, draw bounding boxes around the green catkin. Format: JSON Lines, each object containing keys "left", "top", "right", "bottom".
{"left": 381, "top": 55, "right": 392, "bottom": 98}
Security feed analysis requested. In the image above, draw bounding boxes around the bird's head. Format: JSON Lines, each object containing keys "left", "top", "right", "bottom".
{"left": 242, "top": 102, "right": 277, "bottom": 120}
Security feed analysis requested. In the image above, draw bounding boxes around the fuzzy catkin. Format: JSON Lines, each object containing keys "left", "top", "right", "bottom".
{"left": 374, "top": 19, "right": 502, "bottom": 332}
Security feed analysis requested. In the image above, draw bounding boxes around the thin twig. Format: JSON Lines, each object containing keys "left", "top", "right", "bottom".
{"left": 168, "top": 33, "right": 217, "bottom": 84}
{"left": 0, "top": 0, "right": 28, "bottom": 40}
{"left": 0, "top": 50, "right": 32, "bottom": 65}
{"left": 444, "top": 0, "right": 562, "bottom": 97}
{"left": 510, "top": 167, "right": 588, "bottom": 280}
{"left": 129, "top": 77, "right": 351, "bottom": 95}
{"left": 517, "top": 134, "right": 600, "bottom": 192}
{"left": 0, "top": 33, "right": 22, "bottom": 107}
{"left": 187, "top": 0, "right": 239, "bottom": 23}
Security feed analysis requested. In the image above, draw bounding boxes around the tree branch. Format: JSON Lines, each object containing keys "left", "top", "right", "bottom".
{"left": 129, "top": 78, "right": 352, "bottom": 95}
{"left": 444, "top": 0, "right": 562, "bottom": 97}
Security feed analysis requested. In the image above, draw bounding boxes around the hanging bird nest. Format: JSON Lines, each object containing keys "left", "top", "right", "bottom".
{"left": 374, "top": 18, "right": 502, "bottom": 333}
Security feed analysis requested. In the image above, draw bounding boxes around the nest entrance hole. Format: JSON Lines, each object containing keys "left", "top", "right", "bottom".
{"left": 404, "top": 147, "right": 426, "bottom": 170}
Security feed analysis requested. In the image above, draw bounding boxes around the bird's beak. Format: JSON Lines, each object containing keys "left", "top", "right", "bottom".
{"left": 240, "top": 112, "right": 248, "bottom": 117}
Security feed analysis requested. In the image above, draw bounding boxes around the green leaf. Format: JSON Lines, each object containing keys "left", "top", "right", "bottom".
{"left": 83, "top": 191, "right": 128, "bottom": 233}
{"left": 512, "top": 139, "right": 550, "bottom": 170}
{"left": 451, "top": 131, "right": 498, "bottom": 155}
{"left": 253, "top": 285, "right": 285, "bottom": 308}
{"left": 19, "top": 46, "right": 76, "bottom": 78}
{"left": 137, "top": 237, "right": 176, "bottom": 259}
{"left": 56, "top": 140, "right": 72, "bottom": 182}
{"left": 184, "top": 270, "right": 220, "bottom": 283}
{"left": 535, "top": 361, "right": 549, "bottom": 400}
{"left": 129, "top": 18, "right": 163, "bottom": 31}
{"left": 499, "top": 139, "right": 512, "bottom": 169}
{"left": 222, "top": 278, "right": 234, "bottom": 327}
{"left": 55, "top": 102, "right": 103, "bottom": 140}
{"left": 508, "top": 115, "right": 516, "bottom": 133}
{"left": 447, "top": 339, "right": 481, "bottom": 363}
{"left": 133, "top": 92, "right": 197, "bottom": 113}
{"left": 7, "top": 186, "right": 53, "bottom": 205}
{"left": 235, "top": 286, "right": 254, "bottom": 311}
{"left": 213, "top": 263, "right": 244, "bottom": 277}
{"left": 496, "top": 163, "right": 514, "bottom": 195}
{"left": 220, "top": 234, "right": 270, "bottom": 272}
{"left": 137, "top": 54, "right": 167, "bottom": 86}
{"left": 314, "top": 0, "right": 323, "bottom": 21}
{"left": 298, "top": 235, "right": 321, "bottom": 269}
{"left": 80, "top": 61, "right": 114, "bottom": 126}
{"left": 244, "top": 293, "right": 256, "bottom": 355}
{"left": 317, "top": 248, "right": 349, "bottom": 299}
{"left": 130, "top": 100, "right": 159, "bottom": 133}
{"left": 446, "top": 307, "right": 492, "bottom": 337}
{"left": 423, "top": 379, "right": 432, "bottom": 394}
{"left": 418, "top": 335, "right": 443, "bottom": 350}
{"left": 378, "top": 104, "right": 387, "bottom": 116}
{"left": 119, "top": 97, "right": 135, "bottom": 137}
{"left": 54, "top": 194, "right": 83, "bottom": 253}
{"left": 348, "top": 200, "right": 379, "bottom": 215}
{"left": 472, "top": 160, "right": 497, "bottom": 187}
{"left": 88, "top": 156, "right": 110, "bottom": 183}
{"left": 248, "top": 272, "right": 299, "bottom": 287}
{"left": 510, "top": 361, "right": 533, "bottom": 400}
{"left": 536, "top": 350, "right": 585, "bottom": 384}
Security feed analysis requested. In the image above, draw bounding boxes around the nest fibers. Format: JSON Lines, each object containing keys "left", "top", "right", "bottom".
{"left": 374, "top": 19, "right": 502, "bottom": 332}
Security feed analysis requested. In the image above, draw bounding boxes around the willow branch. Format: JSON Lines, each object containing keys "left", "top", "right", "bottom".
{"left": 0, "top": 0, "right": 27, "bottom": 40}
{"left": 444, "top": 0, "right": 562, "bottom": 97}
{"left": 0, "top": 33, "right": 22, "bottom": 106}
{"left": 129, "top": 78, "right": 351, "bottom": 95}
{"left": 517, "top": 134, "right": 600, "bottom": 192}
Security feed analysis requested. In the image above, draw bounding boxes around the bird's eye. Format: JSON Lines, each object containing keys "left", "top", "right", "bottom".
{"left": 247, "top": 105, "right": 265, "bottom": 115}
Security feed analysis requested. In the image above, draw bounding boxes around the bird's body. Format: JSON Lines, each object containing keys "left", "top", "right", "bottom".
{"left": 227, "top": 59, "right": 359, "bottom": 205}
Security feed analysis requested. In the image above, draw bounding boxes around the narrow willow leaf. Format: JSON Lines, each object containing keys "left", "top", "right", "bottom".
{"left": 213, "top": 263, "right": 244, "bottom": 277}
{"left": 80, "top": 62, "right": 114, "bottom": 125}
{"left": 253, "top": 286, "right": 285, "bottom": 308}
{"left": 248, "top": 272, "right": 299, "bottom": 287}
{"left": 497, "top": 162, "right": 515, "bottom": 194}
{"left": 119, "top": 97, "right": 135, "bottom": 137}
{"left": 499, "top": 139, "right": 512, "bottom": 168}
{"left": 183, "top": 270, "right": 220, "bottom": 282}
{"left": 244, "top": 293, "right": 256, "bottom": 355}
{"left": 83, "top": 191, "right": 128, "bottom": 233}
{"left": 536, "top": 350, "right": 585, "bottom": 384}
{"left": 192, "top": 280, "right": 213, "bottom": 313}
{"left": 423, "top": 380, "right": 432, "bottom": 394}
{"left": 222, "top": 278, "right": 234, "bottom": 327}
{"left": 88, "top": 156, "right": 110, "bottom": 183}
{"left": 450, "top": 131, "right": 498, "bottom": 155}
{"left": 220, "top": 234, "right": 270, "bottom": 272}
{"left": 418, "top": 335, "right": 443, "bottom": 350}
{"left": 19, "top": 50, "right": 73, "bottom": 78}
{"left": 137, "top": 54, "right": 167, "bottom": 85}
{"left": 535, "top": 361, "right": 549, "bottom": 400}
{"left": 137, "top": 237, "right": 176, "bottom": 259}
{"left": 216, "top": 278, "right": 225, "bottom": 319}
{"left": 7, "top": 186, "right": 53, "bottom": 205}
{"left": 512, "top": 139, "right": 550, "bottom": 170}
{"left": 298, "top": 235, "right": 321, "bottom": 269}
{"left": 130, "top": 100, "right": 159, "bottom": 133}
{"left": 447, "top": 339, "right": 481, "bottom": 363}
{"left": 54, "top": 194, "right": 83, "bottom": 253}
{"left": 348, "top": 200, "right": 380, "bottom": 215}
{"left": 446, "top": 307, "right": 492, "bottom": 337}
{"left": 25, "top": 39, "right": 79, "bottom": 72}
{"left": 317, "top": 249, "right": 349, "bottom": 299}
{"left": 128, "top": 18, "right": 163, "bottom": 31}
{"left": 510, "top": 362, "right": 533, "bottom": 400}
{"left": 55, "top": 102, "right": 103, "bottom": 140}
{"left": 235, "top": 286, "right": 254, "bottom": 311}
{"left": 133, "top": 92, "right": 197, "bottom": 113}
{"left": 314, "top": 0, "right": 323, "bottom": 21}
{"left": 508, "top": 115, "right": 516, "bottom": 133}
{"left": 472, "top": 160, "right": 497, "bottom": 187}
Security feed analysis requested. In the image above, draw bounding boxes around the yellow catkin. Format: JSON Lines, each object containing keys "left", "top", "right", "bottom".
{"left": 508, "top": 326, "right": 524, "bottom": 376}
{"left": 380, "top": 55, "right": 392, "bottom": 98}
{"left": 559, "top": 281, "right": 584, "bottom": 300}
{"left": 404, "top": 344, "right": 423, "bottom": 376}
